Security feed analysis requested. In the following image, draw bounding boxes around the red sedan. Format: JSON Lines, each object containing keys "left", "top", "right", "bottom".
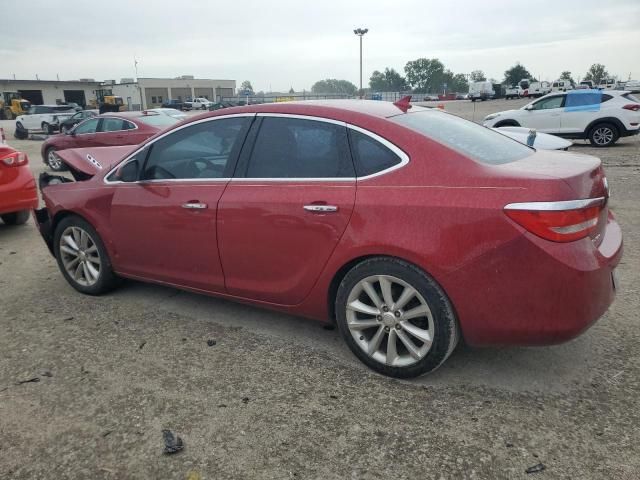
{"left": 0, "top": 145, "right": 37, "bottom": 225}
{"left": 41, "top": 111, "right": 179, "bottom": 171}
{"left": 34, "top": 100, "right": 622, "bottom": 378}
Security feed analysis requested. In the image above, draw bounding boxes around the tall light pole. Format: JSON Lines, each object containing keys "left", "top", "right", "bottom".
{"left": 353, "top": 28, "right": 368, "bottom": 98}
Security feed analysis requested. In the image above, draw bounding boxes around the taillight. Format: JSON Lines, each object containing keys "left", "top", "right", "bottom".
{"left": 0, "top": 151, "right": 29, "bottom": 167}
{"left": 504, "top": 197, "right": 606, "bottom": 242}
{"left": 622, "top": 104, "right": 640, "bottom": 111}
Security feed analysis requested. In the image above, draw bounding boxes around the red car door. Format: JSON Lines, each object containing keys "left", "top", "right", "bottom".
{"left": 95, "top": 117, "right": 135, "bottom": 147}
{"left": 108, "top": 116, "right": 252, "bottom": 291}
{"left": 70, "top": 117, "right": 100, "bottom": 147}
{"left": 218, "top": 115, "right": 356, "bottom": 305}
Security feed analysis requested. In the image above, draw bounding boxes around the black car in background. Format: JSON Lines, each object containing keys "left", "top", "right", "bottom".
{"left": 59, "top": 110, "right": 99, "bottom": 133}
{"left": 160, "top": 99, "right": 187, "bottom": 110}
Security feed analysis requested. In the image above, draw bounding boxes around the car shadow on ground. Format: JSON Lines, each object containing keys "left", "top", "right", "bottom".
{"left": 110, "top": 279, "right": 601, "bottom": 394}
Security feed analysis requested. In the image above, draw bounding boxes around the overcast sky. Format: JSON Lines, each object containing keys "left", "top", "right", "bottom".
{"left": 2, "top": 0, "right": 639, "bottom": 91}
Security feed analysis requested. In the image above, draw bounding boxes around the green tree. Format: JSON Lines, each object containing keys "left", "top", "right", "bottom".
{"left": 310, "top": 79, "right": 357, "bottom": 95}
{"left": 583, "top": 64, "right": 608, "bottom": 85}
{"left": 240, "top": 80, "right": 254, "bottom": 94}
{"left": 504, "top": 63, "right": 534, "bottom": 86}
{"left": 369, "top": 68, "right": 408, "bottom": 91}
{"left": 404, "top": 58, "right": 446, "bottom": 93}
{"left": 449, "top": 73, "right": 469, "bottom": 93}
{"left": 559, "top": 71, "right": 575, "bottom": 85}
{"left": 469, "top": 70, "right": 486, "bottom": 82}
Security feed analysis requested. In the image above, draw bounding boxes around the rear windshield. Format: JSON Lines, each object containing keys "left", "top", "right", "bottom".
{"left": 135, "top": 114, "right": 180, "bottom": 128}
{"left": 391, "top": 110, "right": 533, "bottom": 165}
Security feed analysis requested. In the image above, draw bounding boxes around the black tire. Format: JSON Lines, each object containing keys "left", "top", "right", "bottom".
{"left": 14, "top": 122, "right": 28, "bottom": 140}
{"left": 41, "top": 122, "right": 53, "bottom": 135}
{"left": 53, "top": 215, "right": 121, "bottom": 295}
{"left": 44, "top": 147, "right": 67, "bottom": 171}
{"left": 1, "top": 210, "right": 30, "bottom": 225}
{"left": 588, "top": 122, "right": 619, "bottom": 147}
{"left": 335, "top": 257, "right": 459, "bottom": 378}
{"left": 494, "top": 120, "right": 520, "bottom": 128}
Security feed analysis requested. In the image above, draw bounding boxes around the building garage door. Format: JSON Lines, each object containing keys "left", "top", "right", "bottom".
{"left": 64, "top": 90, "right": 87, "bottom": 107}
{"left": 216, "top": 88, "right": 234, "bottom": 100}
{"left": 171, "top": 88, "right": 191, "bottom": 102}
{"left": 18, "top": 90, "right": 44, "bottom": 105}
{"left": 194, "top": 88, "right": 214, "bottom": 100}
{"left": 145, "top": 88, "right": 169, "bottom": 108}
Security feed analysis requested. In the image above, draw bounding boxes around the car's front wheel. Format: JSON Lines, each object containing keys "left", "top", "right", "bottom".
{"left": 588, "top": 123, "right": 619, "bottom": 147}
{"left": 45, "top": 147, "right": 67, "bottom": 171}
{"left": 1, "top": 210, "right": 30, "bottom": 225}
{"left": 53, "top": 216, "right": 120, "bottom": 295}
{"left": 335, "top": 257, "right": 459, "bottom": 378}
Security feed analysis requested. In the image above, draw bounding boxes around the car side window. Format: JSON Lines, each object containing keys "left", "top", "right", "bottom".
{"left": 531, "top": 96, "right": 565, "bottom": 110}
{"left": 74, "top": 118, "right": 99, "bottom": 134}
{"left": 141, "top": 117, "right": 249, "bottom": 180}
{"left": 100, "top": 118, "right": 126, "bottom": 132}
{"left": 245, "top": 117, "right": 354, "bottom": 178}
{"left": 348, "top": 129, "right": 402, "bottom": 177}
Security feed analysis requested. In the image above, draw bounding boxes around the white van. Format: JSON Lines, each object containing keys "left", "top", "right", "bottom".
{"left": 518, "top": 79, "right": 551, "bottom": 98}
{"left": 551, "top": 80, "right": 573, "bottom": 92}
{"left": 597, "top": 79, "right": 616, "bottom": 90}
{"left": 468, "top": 81, "right": 495, "bottom": 101}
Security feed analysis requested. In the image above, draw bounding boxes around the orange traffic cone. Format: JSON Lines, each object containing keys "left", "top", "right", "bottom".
{"left": 437, "top": 103, "right": 445, "bottom": 110}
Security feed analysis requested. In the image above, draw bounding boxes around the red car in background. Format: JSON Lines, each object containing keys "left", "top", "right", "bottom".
{"left": 0, "top": 144, "right": 37, "bottom": 225}
{"left": 41, "top": 111, "right": 180, "bottom": 171}
{"left": 34, "top": 100, "right": 622, "bottom": 378}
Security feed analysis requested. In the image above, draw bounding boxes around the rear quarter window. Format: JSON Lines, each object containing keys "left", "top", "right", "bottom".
{"left": 348, "top": 129, "right": 402, "bottom": 176}
{"left": 391, "top": 110, "right": 533, "bottom": 165}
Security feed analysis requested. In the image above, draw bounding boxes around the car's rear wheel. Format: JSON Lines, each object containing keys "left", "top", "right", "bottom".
{"left": 53, "top": 216, "right": 120, "bottom": 295}
{"left": 335, "top": 257, "right": 459, "bottom": 378}
{"left": 588, "top": 123, "right": 619, "bottom": 147}
{"left": 61, "top": 124, "right": 71, "bottom": 134}
{"left": 41, "top": 122, "right": 53, "bottom": 135}
{"left": 45, "top": 147, "right": 66, "bottom": 171}
{"left": 1, "top": 210, "right": 30, "bottom": 225}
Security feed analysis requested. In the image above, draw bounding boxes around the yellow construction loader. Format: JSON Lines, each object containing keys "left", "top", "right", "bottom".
{"left": 0, "top": 92, "right": 31, "bottom": 120}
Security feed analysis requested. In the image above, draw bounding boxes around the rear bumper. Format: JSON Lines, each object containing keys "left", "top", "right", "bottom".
{"left": 0, "top": 167, "right": 38, "bottom": 215}
{"left": 442, "top": 213, "right": 623, "bottom": 346}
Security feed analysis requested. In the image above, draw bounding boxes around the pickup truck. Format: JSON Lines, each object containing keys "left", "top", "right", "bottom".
{"left": 14, "top": 105, "right": 77, "bottom": 138}
{"left": 504, "top": 86, "right": 520, "bottom": 99}
{"left": 161, "top": 99, "right": 187, "bottom": 111}
{"left": 185, "top": 97, "right": 214, "bottom": 110}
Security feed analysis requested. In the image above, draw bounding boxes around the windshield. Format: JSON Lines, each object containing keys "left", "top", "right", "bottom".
{"left": 391, "top": 110, "right": 534, "bottom": 165}
{"left": 136, "top": 114, "right": 180, "bottom": 127}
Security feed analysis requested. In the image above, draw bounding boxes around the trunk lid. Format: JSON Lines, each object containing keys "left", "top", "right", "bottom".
{"left": 56, "top": 145, "right": 136, "bottom": 179}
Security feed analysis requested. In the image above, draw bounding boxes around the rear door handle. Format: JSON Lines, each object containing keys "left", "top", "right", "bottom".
{"left": 303, "top": 205, "right": 338, "bottom": 213}
{"left": 182, "top": 202, "right": 208, "bottom": 209}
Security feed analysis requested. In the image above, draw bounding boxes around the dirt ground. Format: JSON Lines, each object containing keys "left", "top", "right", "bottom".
{"left": 1, "top": 99, "right": 639, "bottom": 479}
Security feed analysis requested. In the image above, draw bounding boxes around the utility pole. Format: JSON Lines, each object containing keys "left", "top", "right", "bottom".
{"left": 353, "top": 28, "right": 368, "bottom": 98}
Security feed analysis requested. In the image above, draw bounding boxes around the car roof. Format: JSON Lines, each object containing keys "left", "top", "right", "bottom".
{"left": 99, "top": 111, "right": 159, "bottom": 118}
{"left": 201, "top": 99, "right": 430, "bottom": 120}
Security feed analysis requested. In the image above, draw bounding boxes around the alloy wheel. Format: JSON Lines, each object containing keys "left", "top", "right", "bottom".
{"left": 593, "top": 127, "right": 614, "bottom": 145}
{"left": 47, "top": 150, "right": 62, "bottom": 170}
{"left": 346, "top": 275, "right": 435, "bottom": 367}
{"left": 59, "top": 226, "right": 101, "bottom": 286}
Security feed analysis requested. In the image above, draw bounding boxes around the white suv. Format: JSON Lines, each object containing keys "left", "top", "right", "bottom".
{"left": 15, "top": 105, "right": 76, "bottom": 137}
{"left": 483, "top": 90, "right": 640, "bottom": 147}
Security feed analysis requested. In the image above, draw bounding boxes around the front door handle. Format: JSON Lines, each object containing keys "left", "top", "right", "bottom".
{"left": 182, "top": 202, "right": 208, "bottom": 209}
{"left": 303, "top": 205, "right": 338, "bottom": 213}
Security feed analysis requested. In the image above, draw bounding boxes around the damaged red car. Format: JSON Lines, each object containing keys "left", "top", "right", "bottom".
{"left": 34, "top": 100, "right": 623, "bottom": 378}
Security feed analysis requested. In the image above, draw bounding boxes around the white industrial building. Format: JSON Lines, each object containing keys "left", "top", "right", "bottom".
{"left": 109, "top": 76, "right": 236, "bottom": 110}
{"left": 1, "top": 76, "right": 236, "bottom": 110}
{"left": 0, "top": 78, "right": 102, "bottom": 107}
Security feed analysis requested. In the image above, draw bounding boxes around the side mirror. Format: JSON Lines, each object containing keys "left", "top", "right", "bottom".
{"left": 115, "top": 160, "right": 139, "bottom": 182}
{"left": 524, "top": 105, "right": 534, "bottom": 111}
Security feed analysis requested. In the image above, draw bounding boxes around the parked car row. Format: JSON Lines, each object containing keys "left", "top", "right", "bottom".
{"left": 160, "top": 97, "right": 214, "bottom": 111}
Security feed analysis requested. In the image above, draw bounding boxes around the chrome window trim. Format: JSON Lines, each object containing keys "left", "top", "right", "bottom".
{"left": 504, "top": 197, "right": 606, "bottom": 211}
{"left": 103, "top": 113, "right": 257, "bottom": 184}
{"left": 103, "top": 112, "right": 411, "bottom": 184}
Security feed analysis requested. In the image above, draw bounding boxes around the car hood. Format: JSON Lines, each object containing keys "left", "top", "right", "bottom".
{"left": 56, "top": 145, "right": 136, "bottom": 178}
{"left": 494, "top": 127, "right": 573, "bottom": 150}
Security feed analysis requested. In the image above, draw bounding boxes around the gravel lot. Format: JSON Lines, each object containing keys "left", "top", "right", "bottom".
{"left": 1, "top": 100, "right": 639, "bottom": 479}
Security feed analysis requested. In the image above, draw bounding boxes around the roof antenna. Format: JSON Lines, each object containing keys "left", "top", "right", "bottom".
{"left": 393, "top": 95, "right": 412, "bottom": 112}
